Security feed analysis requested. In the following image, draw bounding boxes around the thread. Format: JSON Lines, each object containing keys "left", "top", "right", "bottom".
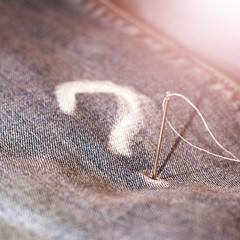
{"left": 163, "top": 93, "right": 240, "bottom": 162}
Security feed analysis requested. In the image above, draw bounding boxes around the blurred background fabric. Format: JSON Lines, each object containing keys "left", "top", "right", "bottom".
{"left": 112, "top": 0, "right": 240, "bottom": 82}
{"left": 0, "top": 0, "right": 240, "bottom": 239}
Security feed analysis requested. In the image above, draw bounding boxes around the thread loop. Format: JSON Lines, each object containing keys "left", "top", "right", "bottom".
{"left": 163, "top": 93, "right": 239, "bottom": 162}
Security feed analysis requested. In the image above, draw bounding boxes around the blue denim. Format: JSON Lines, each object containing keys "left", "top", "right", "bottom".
{"left": 0, "top": 0, "right": 240, "bottom": 239}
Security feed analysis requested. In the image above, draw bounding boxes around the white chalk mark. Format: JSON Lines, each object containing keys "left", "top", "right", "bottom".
{"left": 55, "top": 80, "right": 148, "bottom": 156}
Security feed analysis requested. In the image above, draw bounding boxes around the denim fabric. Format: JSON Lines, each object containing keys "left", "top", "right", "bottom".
{"left": 0, "top": 0, "right": 240, "bottom": 239}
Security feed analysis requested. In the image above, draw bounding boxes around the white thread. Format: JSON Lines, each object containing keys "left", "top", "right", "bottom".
{"left": 163, "top": 93, "right": 240, "bottom": 162}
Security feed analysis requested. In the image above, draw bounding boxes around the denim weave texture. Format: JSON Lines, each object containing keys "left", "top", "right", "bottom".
{"left": 0, "top": 0, "right": 240, "bottom": 239}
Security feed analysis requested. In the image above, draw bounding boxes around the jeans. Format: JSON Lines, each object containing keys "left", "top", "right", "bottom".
{"left": 0, "top": 0, "right": 240, "bottom": 239}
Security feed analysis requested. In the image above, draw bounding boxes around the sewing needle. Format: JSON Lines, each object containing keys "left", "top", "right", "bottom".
{"left": 152, "top": 91, "right": 170, "bottom": 179}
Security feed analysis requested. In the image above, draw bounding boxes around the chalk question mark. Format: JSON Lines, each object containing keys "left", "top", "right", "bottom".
{"left": 55, "top": 80, "right": 149, "bottom": 156}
